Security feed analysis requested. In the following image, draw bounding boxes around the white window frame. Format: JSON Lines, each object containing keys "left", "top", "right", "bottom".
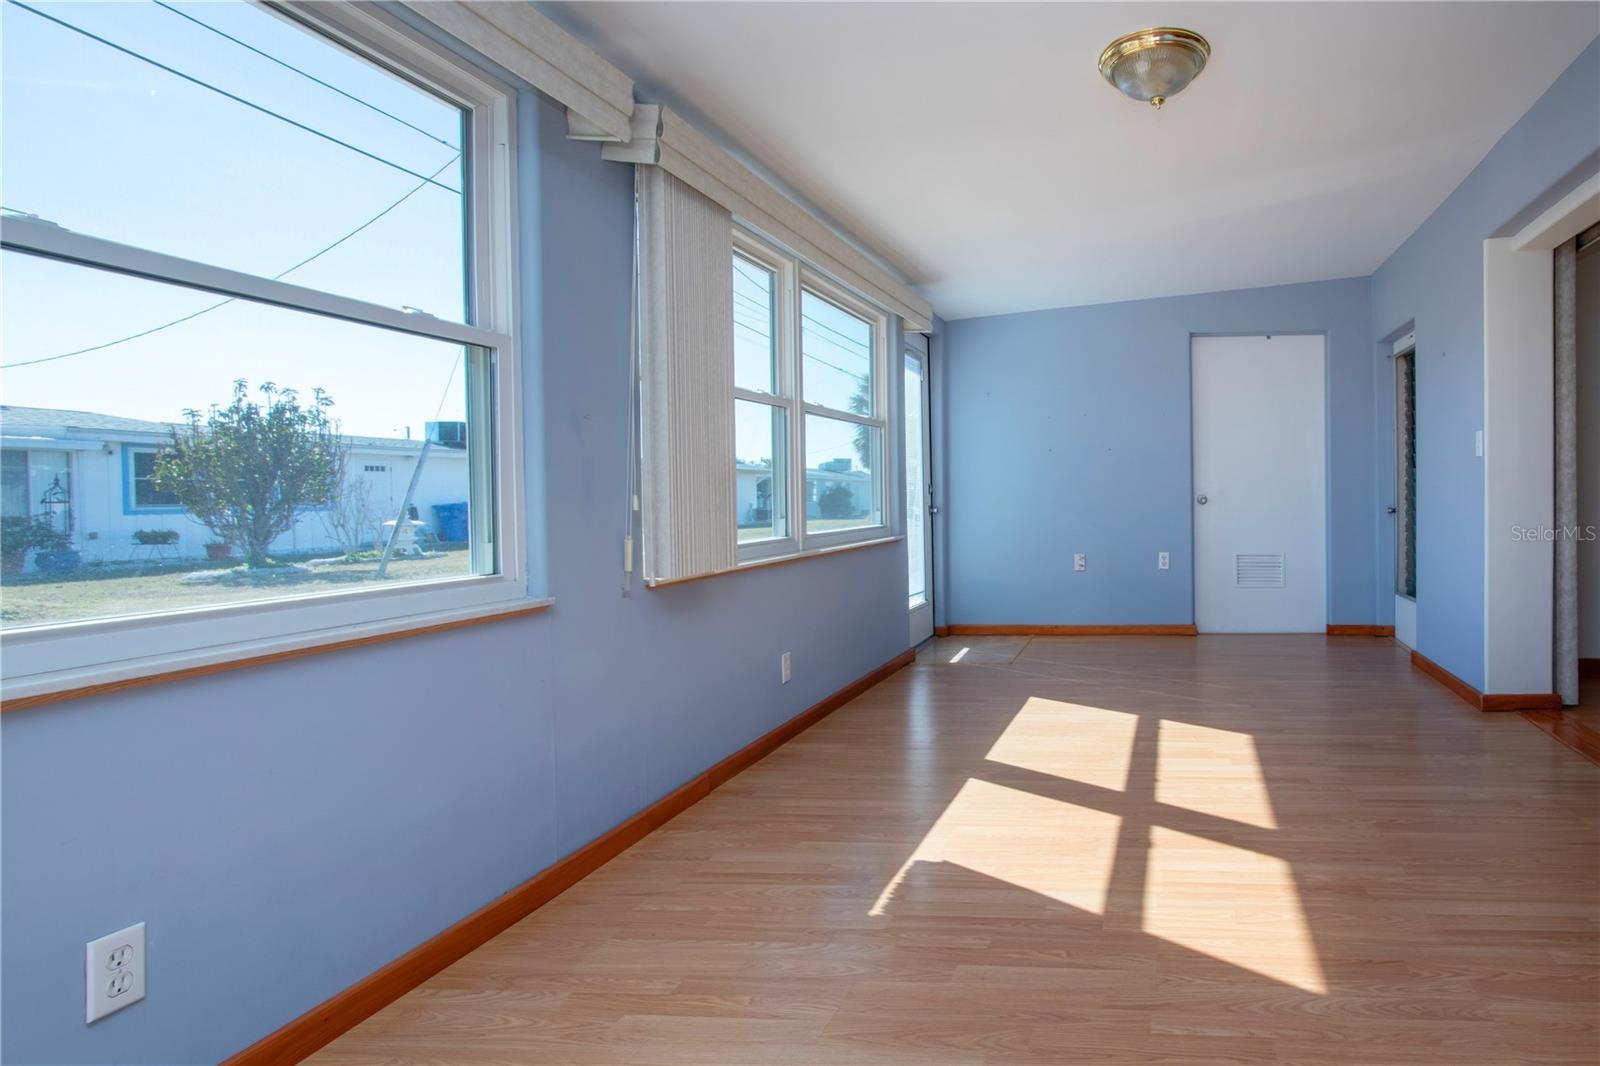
{"left": 733, "top": 226, "right": 892, "bottom": 565}
{"left": 0, "top": 1, "right": 539, "bottom": 702}
{"left": 732, "top": 230, "right": 798, "bottom": 560}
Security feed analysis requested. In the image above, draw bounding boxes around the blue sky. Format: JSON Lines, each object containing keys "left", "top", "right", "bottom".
{"left": 2, "top": 0, "right": 879, "bottom": 462}
{"left": 2, "top": 0, "right": 467, "bottom": 439}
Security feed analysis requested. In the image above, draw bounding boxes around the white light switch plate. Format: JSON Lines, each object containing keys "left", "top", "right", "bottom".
{"left": 780, "top": 652, "right": 791, "bottom": 684}
{"left": 87, "top": 923, "right": 144, "bottom": 1023}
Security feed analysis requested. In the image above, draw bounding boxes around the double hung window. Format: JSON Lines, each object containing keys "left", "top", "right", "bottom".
{"left": 0, "top": 1, "right": 529, "bottom": 697}
{"left": 732, "top": 230, "right": 888, "bottom": 563}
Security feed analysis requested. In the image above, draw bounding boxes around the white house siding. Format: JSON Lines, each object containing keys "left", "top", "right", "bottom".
{"left": 0, "top": 407, "right": 471, "bottom": 567}
{"left": 735, "top": 463, "right": 777, "bottom": 529}
{"left": 735, "top": 462, "right": 872, "bottom": 528}
{"left": 90, "top": 447, "right": 471, "bottom": 564}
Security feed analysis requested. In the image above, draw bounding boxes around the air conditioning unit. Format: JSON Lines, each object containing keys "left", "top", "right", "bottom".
{"left": 426, "top": 421, "right": 467, "bottom": 449}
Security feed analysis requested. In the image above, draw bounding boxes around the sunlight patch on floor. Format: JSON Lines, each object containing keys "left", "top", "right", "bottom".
{"left": 871, "top": 777, "right": 1121, "bottom": 916}
{"left": 1144, "top": 826, "right": 1327, "bottom": 993}
{"left": 1156, "top": 719, "right": 1279, "bottom": 828}
{"left": 984, "top": 696, "right": 1139, "bottom": 791}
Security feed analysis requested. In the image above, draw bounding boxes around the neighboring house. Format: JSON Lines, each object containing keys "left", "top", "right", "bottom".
{"left": 735, "top": 456, "right": 872, "bottom": 528}
{"left": 806, "top": 457, "right": 872, "bottom": 519}
{"left": 0, "top": 406, "right": 471, "bottom": 567}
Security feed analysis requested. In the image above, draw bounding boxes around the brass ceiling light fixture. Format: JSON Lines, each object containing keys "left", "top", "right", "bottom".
{"left": 1098, "top": 27, "right": 1211, "bottom": 110}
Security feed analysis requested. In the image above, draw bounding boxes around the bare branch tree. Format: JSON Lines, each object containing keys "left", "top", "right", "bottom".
{"left": 319, "top": 447, "right": 378, "bottom": 558}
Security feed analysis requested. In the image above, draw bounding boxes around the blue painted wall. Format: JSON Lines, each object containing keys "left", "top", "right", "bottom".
{"left": 0, "top": 90, "right": 910, "bottom": 1065}
{"left": 942, "top": 277, "right": 1374, "bottom": 627}
{"left": 1369, "top": 37, "right": 1600, "bottom": 689}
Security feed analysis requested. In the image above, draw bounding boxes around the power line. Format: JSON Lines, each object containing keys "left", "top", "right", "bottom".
{"left": 731, "top": 299, "right": 868, "bottom": 387}
{"left": 733, "top": 322, "right": 867, "bottom": 392}
{"left": 732, "top": 260, "right": 771, "bottom": 291}
{"left": 2, "top": 152, "right": 461, "bottom": 369}
{"left": 802, "top": 313, "right": 870, "bottom": 354}
{"left": 150, "top": 0, "right": 459, "bottom": 152}
{"left": 732, "top": 260, "right": 874, "bottom": 356}
{"left": 733, "top": 285, "right": 868, "bottom": 358}
{"left": 432, "top": 353, "right": 462, "bottom": 422}
{"left": 6, "top": 0, "right": 460, "bottom": 194}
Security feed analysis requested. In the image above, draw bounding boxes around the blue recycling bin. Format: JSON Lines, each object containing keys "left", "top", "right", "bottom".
{"left": 431, "top": 503, "right": 469, "bottom": 543}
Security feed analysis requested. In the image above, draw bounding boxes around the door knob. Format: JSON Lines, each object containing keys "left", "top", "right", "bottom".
{"left": 1196, "top": 495, "right": 1208, "bottom": 505}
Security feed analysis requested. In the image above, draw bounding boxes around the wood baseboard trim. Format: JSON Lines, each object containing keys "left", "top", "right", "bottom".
{"left": 1520, "top": 709, "right": 1600, "bottom": 766}
{"left": 1481, "top": 692, "right": 1563, "bottom": 712}
{"left": 1581, "top": 658, "right": 1600, "bottom": 677}
{"left": 945, "top": 624, "right": 1198, "bottom": 637}
{"left": 1410, "top": 649, "right": 1481, "bottom": 708}
{"left": 1326, "top": 624, "right": 1396, "bottom": 637}
{"left": 223, "top": 647, "right": 917, "bottom": 1065}
{"left": 934, "top": 625, "right": 950, "bottom": 638}
{"left": 1409, "top": 650, "right": 1561, "bottom": 711}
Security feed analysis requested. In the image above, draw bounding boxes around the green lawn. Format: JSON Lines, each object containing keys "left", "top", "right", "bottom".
{"left": 0, "top": 549, "right": 471, "bottom": 629}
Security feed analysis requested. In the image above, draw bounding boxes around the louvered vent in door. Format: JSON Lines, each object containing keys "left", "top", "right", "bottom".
{"left": 1235, "top": 553, "right": 1286, "bottom": 588}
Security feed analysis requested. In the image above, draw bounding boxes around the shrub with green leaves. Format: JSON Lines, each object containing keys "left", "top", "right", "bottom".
{"left": 154, "top": 380, "right": 343, "bottom": 568}
{"left": 1, "top": 516, "right": 67, "bottom": 557}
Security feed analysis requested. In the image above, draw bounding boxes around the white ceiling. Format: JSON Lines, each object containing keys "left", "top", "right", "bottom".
{"left": 547, "top": 2, "right": 1600, "bottom": 320}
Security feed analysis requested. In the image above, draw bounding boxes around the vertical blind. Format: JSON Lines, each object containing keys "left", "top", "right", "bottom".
{"left": 638, "top": 169, "right": 737, "bottom": 583}
{"left": 1554, "top": 237, "right": 1578, "bottom": 705}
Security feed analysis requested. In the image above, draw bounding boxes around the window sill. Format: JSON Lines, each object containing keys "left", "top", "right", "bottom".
{"left": 1, "top": 597, "right": 552, "bottom": 713}
{"left": 647, "top": 535, "right": 903, "bottom": 589}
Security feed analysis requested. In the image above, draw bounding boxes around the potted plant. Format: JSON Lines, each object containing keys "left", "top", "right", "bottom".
{"left": 133, "top": 528, "right": 180, "bottom": 546}
{"left": 1, "top": 516, "right": 35, "bottom": 576}
{"left": 30, "top": 522, "right": 80, "bottom": 578}
{"left": 205, "top": 541, "right": 233, "bottom": 561}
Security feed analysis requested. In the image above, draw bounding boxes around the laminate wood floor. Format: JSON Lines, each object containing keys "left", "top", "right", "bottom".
{"left": 311, "top": 636, "right": 1598, "bottom": 1065}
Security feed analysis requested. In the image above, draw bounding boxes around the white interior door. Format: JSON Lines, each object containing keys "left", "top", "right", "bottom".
{"left": 905, "top": 337, "right": 934, "bottom": 644}
{"left": 1192, "top": 334, "right": 1326, "bottom": 633}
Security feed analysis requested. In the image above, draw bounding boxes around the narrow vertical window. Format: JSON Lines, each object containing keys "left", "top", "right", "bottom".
{"left": 800, "top": 288, "right": 884, "bottom": 536}
{"left": 1395, "top": 349, "right": 1417, "bottom": 599}
{"left": 733, "top": 251, "right": 789, "bottom": 543}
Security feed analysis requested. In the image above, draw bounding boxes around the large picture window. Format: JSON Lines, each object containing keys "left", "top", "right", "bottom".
{"left": 732, "top": 230, "right": 889, "bottom": 562}
{"left": 0, "top": 1, "right": 528, "bottom": 698}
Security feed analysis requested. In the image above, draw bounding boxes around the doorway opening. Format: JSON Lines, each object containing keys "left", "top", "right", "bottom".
{"left": 905, "top": 333, "right": 934, "bottom": 645}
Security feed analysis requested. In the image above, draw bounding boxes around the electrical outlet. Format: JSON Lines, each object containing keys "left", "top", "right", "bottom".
{"left": 1158, "top": 551, "right": 1170, "bottom": 570}
{"left": 780, "top": 652, "right": 791, "bottom": 684}
{"left": 1073, "top": 553, "right": 1086, "bottom": 572}
{"left": 87, "top": 923, "right": 144, "bottom": 1023}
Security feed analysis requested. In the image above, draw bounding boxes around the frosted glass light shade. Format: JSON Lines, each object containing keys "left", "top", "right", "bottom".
{"left": 1099, "top": 28, "right": 1211, "bottom": 109}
